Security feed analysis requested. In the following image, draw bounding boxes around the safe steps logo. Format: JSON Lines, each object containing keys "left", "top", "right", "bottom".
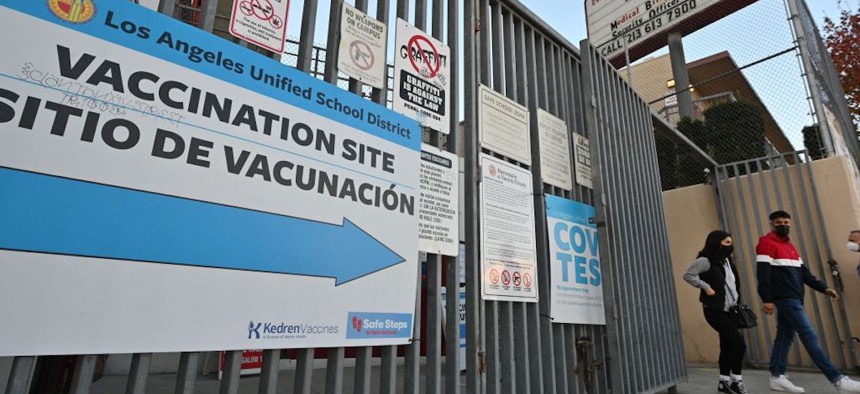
{"left": 48, "top": 0, "right": 96, "bottom": 24}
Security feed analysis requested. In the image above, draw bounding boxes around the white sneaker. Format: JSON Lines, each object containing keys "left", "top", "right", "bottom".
{"left": 770, "top": 375, "right": 805, "bottom": 393}
{"left": 836, "top": 376, "right": 860, "bottom": 393}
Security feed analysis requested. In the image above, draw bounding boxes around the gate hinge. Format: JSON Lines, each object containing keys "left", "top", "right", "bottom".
{"left": 475, "top": 17, "right": 481, "bottom": 33}
{"left": 478, "top": 351, "right": 487, "bottom": 373}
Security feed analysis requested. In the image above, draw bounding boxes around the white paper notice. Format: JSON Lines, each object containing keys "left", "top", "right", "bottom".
{"left": 479, "top": 154, "right": 538, "bottom": 302}
{"left": 537, "top": 109, "right": 572, "bottom": 190}
{"left": 479, "top": 85, "right": 531, "bottom": 165}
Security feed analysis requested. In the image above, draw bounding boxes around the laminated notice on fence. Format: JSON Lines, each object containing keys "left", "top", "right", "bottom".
{"left": 479, "top": 85, "right": 531, "bottom": 165}
{"left": 229, "top": 0, "right": 290, "bottom": 53}
{"left": 337, "top": 3, "right": 387, "bottom": 89}
{"left": 0, "top": 0, "right": 422, "bottom": 356}
{"left": 393, "top": 18, "right": 450, "bottom": 134}
{"left": 537, "top": 109, "right": 572, "bottom": 190}
{"left": 479, "top": 155, "right": 538, "bottom": 302}
{"left": 573, "top": 135, "right": 593, "bottom": 189}
{"left": 546, "top": 195, "right": 605, "bottom": 325}
{"left": 419, "top": 144, "right": 459, "bottom": 256}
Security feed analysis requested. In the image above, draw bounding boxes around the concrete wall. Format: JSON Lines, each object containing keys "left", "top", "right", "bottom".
{"left": 664, "top": 155, "right": 860, "bottom": 367}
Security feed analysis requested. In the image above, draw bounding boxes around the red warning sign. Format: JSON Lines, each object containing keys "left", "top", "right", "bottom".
{"left": 501, "top": 270, "right": 511, "bottom": 286}
{"left": 512, "top": 271, "right": 522, "bottom": 287}
{"left": 523, "top": 273, "right": 532, "bottom": 288}
{"left": 407, "top": 35, "right": 441, "bottom": 79}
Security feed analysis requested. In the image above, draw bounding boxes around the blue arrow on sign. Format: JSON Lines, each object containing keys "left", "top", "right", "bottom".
{"left": 0, "top": 167, "right": 406, "bottom": 285}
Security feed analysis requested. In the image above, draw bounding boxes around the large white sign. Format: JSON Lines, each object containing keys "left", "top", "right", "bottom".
{"left": 479, "top": 155, "right": 538, "bottom": 302}
{"left": 419, "top": 145, "right": 459, "bottom": 256}
{"left": 0, "top": 0, "right": 421, "bottom": 356}
{"left": 546, "top": 195, "right": 605, "bottom": 325}
{"left": 574, "top": 135, "right": 593, "bottom": 189}
{"left": 587, "top": 0, "right": 721, "bottom": 62}
{"left": 337, "top": 3, "right": 387, "bottom": 89}
{"left": 230, "top": 0, "right": 290, "bottom": 53}
{"left": 479, "top": 85, "right": 531, "bottom": 164}
{"left": 537, "top": 109, "right": 572, "bottom": 190}
{"left": 393, "top": 19, "right": 451, "bottom": 134}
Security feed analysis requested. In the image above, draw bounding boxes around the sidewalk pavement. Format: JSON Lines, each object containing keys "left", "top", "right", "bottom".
{"left": 85, "top": 363, "right": 851, "bottom": 393}
{"left": 673, "top": 365, "right": 850, "bottom": 393}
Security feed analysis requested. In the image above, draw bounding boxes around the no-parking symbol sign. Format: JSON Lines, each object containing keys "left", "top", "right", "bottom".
{"left": 393, "top": 19, "right": 450, "bottom": 135}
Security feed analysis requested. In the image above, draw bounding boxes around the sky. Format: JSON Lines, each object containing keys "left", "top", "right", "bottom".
{"left": 268, "top": 0, "right": 856, "bottom": 150}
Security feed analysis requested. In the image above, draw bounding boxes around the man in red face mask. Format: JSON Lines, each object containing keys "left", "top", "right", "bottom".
{"left": 757, "top": 210, "right": 859, "bottom": 393}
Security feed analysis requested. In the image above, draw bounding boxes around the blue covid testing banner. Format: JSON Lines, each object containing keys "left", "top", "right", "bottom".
{"left": 545, "top": 195, "right": 606, "bottom": 325}
{"left": 0, "top": 0, "right": 421, "bottom": 355}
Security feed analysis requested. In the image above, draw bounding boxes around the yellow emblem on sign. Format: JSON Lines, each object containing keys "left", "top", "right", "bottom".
{"left": 48, "top": 0, "right": 96, "bottom": 24}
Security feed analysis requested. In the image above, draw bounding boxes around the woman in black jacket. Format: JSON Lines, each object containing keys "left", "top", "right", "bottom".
{"left": 683, "top": 230, "right": 749, "bottom": 394}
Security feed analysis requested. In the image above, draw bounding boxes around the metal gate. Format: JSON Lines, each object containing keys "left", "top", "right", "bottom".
{"left": 715, "top": 152, "right": 859, "bottom": 372}
{"left": 579, "top": 42, "right": 688, "bottom": 394}
{"left": 1, "top": 0, "right": 694, "bottom": 392}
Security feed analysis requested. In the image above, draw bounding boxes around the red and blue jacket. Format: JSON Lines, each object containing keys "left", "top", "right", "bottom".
{"left": 756, "top": 231, "right": 828, "bottom": 303}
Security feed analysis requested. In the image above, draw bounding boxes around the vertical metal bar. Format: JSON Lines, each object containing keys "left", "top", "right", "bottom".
{"left": 444, "top": 0, "right": 461, "bottom": 389}
{"left": 293, "top": 348, "right": 314, "bottom": 394}
{"left": 158, "top": 0, "right": 177, "bottom": 17}
{"left": 522, "top": 25, "right": 545, "bottom": 394}
{"left": 354, "top": 347, "right": 373, "bottom": 394}
{"left": 5, "top": 357, "right": 35, "bottom": 394}
{"left": 69, "top": 355, "right": 98, "bottom": 394}
{"left": 489, "top": 2, "right": 504, "bottom": 93}
{"left": 126, "top": 353, "right": 152, "bottom": 394}
{"left": 220, "top": 351, "right": 242, "bottom": 394}
{"left": 431, "top": 0, "right": 443, "bottom": 39}
{"left": 740, "top": 161, "right": 767, "bottom": 359}
{"left": 479, "top": 0, "right": 490, "bottom": 85}
{"left": 405, "top": 267, "right": 421, "bottom": 394}
{"left": 198, "top": 0, "right": 217, "bottom": 32}
{"left": 428, "top": 254, "right": 443, "bottom": 394}
{"left": 258, "top": 349, "right": 281, "bottom": 394}
{"left": 296, "top": 0, "right": 319, "bottom": 72}
{"left": 415, "top": 0, "right": 427, "bottom": 30}
{"left": 325, "top": 348, "right": 345, "bottom": 394}
{"left": 323, "top": 0, "right": 345, "bottom": 83}
{"left": 380, "top": 346, "right": 397, "bottom": 394}
{"left": 371, "top": 0, "right": 391, "bottom": 104}
{"left": 750, "top": 159, "right": 775, "bottom": 354}
{"left": 464, "top": 0, "right": 484, "bottom": 392}
{"left": 485, "top": 300, "right": 500, "bottom": 394}
{"left": 174, "top": 352, "right": 199, "bottom": 394}
{"left": 397, "top": 0, "right": 409, "bottom": 20}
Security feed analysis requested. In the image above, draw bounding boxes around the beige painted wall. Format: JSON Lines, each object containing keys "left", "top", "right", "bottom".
{"left": 664, "top": 156, "right": 860, "bottom": 367}
{"left": 664, "top": 184, "right": 722, "bottom": 363}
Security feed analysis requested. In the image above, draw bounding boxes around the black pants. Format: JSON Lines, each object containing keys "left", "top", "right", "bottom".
{"left": 703, "top": 307, "right": 747, "bottom": 376}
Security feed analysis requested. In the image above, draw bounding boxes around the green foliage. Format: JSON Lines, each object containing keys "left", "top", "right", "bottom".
{"left": 802, "top": 125, "right": 824, "bottom": 160}
{"left": 657, "top": 101, "right": 767, "bottom": 189}
{"left": 703, "top": 101, "right": 766, "bottom": 165}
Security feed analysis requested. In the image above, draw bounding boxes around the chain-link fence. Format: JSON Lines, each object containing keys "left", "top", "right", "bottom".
{"left": 618, "top": 0, "right": 831, "bottom": 190}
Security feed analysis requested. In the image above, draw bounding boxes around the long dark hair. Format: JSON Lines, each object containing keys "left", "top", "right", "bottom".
{"left": 697, "top": 230, "right": 731, "bottom": 261}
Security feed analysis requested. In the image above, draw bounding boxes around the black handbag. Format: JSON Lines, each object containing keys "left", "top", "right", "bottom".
{"left": 730, "top": 304, "right": 758, "bottom": 329}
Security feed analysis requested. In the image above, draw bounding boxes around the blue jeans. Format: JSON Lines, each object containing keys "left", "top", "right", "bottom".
{"left": 769, "top": 299, "right": 843, "bottom": 382}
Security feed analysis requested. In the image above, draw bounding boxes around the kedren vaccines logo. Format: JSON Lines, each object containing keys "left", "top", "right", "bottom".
{"left": 246, "top": 320, "right": 339, "bottom": 340}
{"left": 248, "top": 321, "right": 262, "bottom": 339}
{"left": 48, "top": 0, "right": 96, "bottom": 24}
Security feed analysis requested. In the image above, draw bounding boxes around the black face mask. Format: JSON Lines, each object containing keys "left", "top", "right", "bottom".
{"left": 718, "top": 245, "right": 734, "bottom": 257}
{"left": 775, "top": 225, "right": 790, "bottom": 237}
